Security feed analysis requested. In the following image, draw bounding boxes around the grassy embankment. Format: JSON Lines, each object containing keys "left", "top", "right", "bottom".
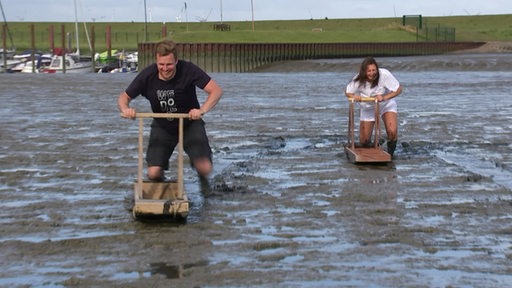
{"left": 3, "top": 14, "right": 512, "bottom": 54}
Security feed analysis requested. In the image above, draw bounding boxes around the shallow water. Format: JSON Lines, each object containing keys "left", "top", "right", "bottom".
{"left": 1, "top": 53, "right": 511, "bottom": 287}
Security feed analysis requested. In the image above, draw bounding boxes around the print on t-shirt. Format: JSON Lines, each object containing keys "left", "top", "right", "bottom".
{"left": 157, "top": 89, "right": 178, "bottom": 121}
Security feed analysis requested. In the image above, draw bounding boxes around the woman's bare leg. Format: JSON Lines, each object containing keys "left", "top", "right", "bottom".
{"left": 359, "top": 121, "right": 375, "bottom": 146}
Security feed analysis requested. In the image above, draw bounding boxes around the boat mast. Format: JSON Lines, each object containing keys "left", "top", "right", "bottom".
{"left": 74, "top": 0, "right": 92, "bottom": 53}
{"left": 0, "top": 0, "right": 14, "bottom": 50}
{"left": 74, "top": 0, "right": 80, "bottom": 54}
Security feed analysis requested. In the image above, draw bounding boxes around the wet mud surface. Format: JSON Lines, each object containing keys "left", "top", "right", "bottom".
{"left": 1, "top": 54, "right": 512, "bottom": 287}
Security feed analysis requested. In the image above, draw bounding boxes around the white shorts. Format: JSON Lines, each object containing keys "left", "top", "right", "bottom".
{"left": 360, "top": 100, "right": 397, "bottom": 121}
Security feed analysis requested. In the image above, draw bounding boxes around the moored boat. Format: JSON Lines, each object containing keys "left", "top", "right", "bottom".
{"left": 1, "top": 49, "right": 24, "bottom": 73}
{"left": 96, "top": 50, "right": 138, "bottom": 73}
{"left": 43, "top": 0, "right": 93, "bottom": 74}
{"left": 20, "top": 55, "right": 52, "bottom": 73}
{"left": 43, "top": 52, "right": 93, "bottom": 74}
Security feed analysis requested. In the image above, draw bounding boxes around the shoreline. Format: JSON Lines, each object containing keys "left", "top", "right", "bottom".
{"left": 454, "top": 41, "right": 512, "bottom": 53}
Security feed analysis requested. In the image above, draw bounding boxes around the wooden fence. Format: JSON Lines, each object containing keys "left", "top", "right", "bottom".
{"left": 138, "top": 42, "right": 485, "bottom": 72}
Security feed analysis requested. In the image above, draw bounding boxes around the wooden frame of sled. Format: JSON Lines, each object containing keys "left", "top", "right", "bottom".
{"left": 344, "top": 97, "right": 392, "bottom": 164}
{"left": 132, "top": 112, "right": 189, "bottom": 219}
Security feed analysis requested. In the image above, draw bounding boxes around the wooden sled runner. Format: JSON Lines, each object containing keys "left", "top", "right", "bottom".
{"left": 344, "top": 97, "right": 392, "bottom": 164}
{"left": 132, "top": 112, "right": 189, "bottom": 219}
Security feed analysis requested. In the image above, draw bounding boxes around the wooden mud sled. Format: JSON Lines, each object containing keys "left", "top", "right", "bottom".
{"left": 132, "top": 112, "right": 189, "bottom": 219}
{"left": 344, "top": 97, "right": 392, "bottom": 164}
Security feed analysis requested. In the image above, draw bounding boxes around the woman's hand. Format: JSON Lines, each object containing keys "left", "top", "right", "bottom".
{"left": 348, "top": 95, "right": 361, "bottom": 102}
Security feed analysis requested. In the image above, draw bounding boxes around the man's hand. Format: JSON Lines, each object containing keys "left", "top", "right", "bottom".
{"left": 121, "top": 107, "right": 136, "bottom": 119}
{"left": 189, "top": 108, "right": 204, "bottom": 120}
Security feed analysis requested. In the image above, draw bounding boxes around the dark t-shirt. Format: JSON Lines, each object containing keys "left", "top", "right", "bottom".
{"left": 125, "top": 60, "right": 211, "bottom": 134}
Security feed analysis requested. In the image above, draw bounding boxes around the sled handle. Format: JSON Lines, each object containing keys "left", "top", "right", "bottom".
{"left": 348, "top": 97, "right": 378, "bottom": 103}
{"left": 119, "top": 112, "right": 192, "bottom": 119}
{"left": 135, "top": 112, "right": 190, "bottom": 119}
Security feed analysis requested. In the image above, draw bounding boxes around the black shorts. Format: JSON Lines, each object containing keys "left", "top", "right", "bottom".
{"left": 146, "top": 119, "right": 212, "bottom": 170}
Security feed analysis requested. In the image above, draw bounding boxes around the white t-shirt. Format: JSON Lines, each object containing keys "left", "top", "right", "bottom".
{"left": 346, "top": 68, "right": 400, "bottom": 120}
{"left": 346, "top": 68, "right": 400, "bottom": 98}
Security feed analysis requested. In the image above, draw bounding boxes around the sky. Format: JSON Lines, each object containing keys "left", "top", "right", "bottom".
{"left": 1, "top": 0, "right": 511, "bottom": 23}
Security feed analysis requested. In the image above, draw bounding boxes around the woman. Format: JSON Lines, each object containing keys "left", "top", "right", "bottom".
{"left": 345, "top": 56, "right": 402, "bottom": 157}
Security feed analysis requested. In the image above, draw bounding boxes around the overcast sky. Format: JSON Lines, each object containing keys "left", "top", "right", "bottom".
{"left": 2, "top": 0, "right": 511, "bottom": 22}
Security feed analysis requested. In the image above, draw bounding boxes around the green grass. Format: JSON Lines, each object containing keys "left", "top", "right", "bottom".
{"left": 3, "top": 14, "right": 511, "bottom": 54}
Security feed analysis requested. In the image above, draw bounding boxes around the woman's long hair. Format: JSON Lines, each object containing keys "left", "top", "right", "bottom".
{"left": 354, "top": 56, "right": 380, "bottom": 88}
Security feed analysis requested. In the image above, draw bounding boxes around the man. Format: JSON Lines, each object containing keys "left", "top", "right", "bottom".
{"left": 118, "top": 40, "right": 223, "bottom": 183}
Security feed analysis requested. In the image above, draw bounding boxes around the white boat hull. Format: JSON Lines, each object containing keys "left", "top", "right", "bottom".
{"left": 43, "top": 65, "right": 92, "bottom": 74}
{"left": 43, "top": 54, "right": 93, "bottom": 74}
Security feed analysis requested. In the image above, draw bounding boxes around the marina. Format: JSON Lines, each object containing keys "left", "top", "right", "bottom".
{"left": 0, "top": 0, "right": 138, "bottom": 74}
{"left": 1, "top": 47, "right": 138, "bottom": 74}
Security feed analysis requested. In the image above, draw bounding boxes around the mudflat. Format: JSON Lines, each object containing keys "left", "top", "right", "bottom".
{"left": 1, "top": 53, "right": 511, "bottom": 287}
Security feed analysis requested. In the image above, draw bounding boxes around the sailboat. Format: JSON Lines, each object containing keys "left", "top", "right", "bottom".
{"left": 43, "top": 0, "right": 93, "bottom": 74}
{"left": 44, "top": 50, "right": 92, "bottom": 74}
{"left": 0, "top": 0, "right": 20, "bottom": 72}
{"left": 0, "top": 49, "right": 23, "bottom": 73}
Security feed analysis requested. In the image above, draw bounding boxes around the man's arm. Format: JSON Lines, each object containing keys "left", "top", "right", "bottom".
{"left": 189, "top": 79, "right": 223, "bottom": 119}
{"left": 118, "top": 91, "right": 136, "bottom": 119}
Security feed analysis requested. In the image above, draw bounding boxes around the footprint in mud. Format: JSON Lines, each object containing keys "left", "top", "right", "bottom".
{"left": 210, "top": 175, "right": 255, "bottom": 195}
{"left": 149, "top": 260, "right": 209, "bottom": 279}
{"left": 192, "top": 172, "right": 257, "bottom": 199}
{"left": 266, "top": 136, "right": 286, "bottom": 150}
